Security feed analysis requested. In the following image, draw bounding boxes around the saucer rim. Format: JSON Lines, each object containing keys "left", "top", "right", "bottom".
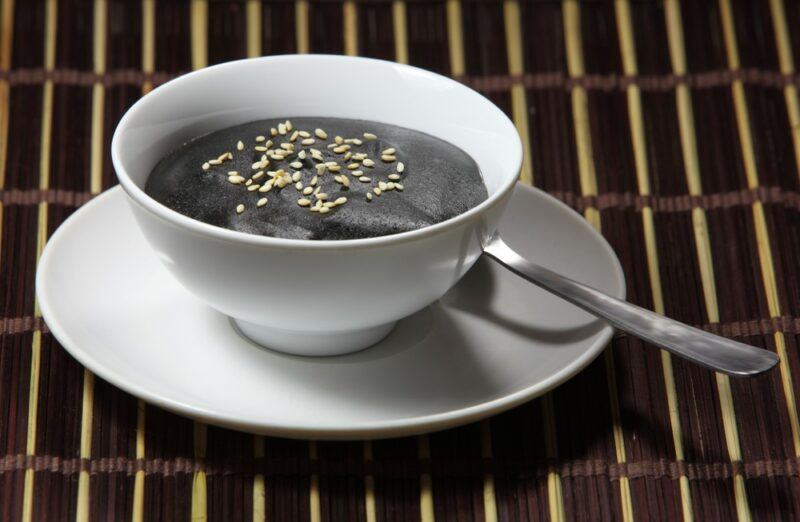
{"left": 36, "top": 184, "right": 625, "bottom": 440}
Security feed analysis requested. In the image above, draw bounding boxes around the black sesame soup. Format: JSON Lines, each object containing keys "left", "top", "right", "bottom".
{"left": 145, "top": 117, "right": 488, "bottom": 240}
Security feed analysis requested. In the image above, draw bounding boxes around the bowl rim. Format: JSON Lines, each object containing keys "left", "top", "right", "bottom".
{"left": 112, "top": 54, "right": 523, "bottom": 250}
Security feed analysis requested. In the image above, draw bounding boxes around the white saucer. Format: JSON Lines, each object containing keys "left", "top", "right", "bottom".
{"left": 36, "top": 185, "right": 624, "bottom": 439}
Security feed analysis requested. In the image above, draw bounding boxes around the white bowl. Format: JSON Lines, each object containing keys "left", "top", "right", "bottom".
{"left": 112, "top": 55, "right": 522, "bottom": 356}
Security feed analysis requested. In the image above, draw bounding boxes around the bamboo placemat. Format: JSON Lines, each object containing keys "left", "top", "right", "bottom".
{"left": 2, "top": 0, "right": 800, "bottom": 520}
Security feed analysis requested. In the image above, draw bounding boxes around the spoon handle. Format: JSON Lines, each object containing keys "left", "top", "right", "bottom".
{"left": 483, "top": 235, "right": 779, "bottom": 377}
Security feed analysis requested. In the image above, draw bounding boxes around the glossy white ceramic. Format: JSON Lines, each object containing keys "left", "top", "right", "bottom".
{"left": 36, "top": 185, "right": 625, "bottom": 439}
{"left": 111, "top": 55, "right": 522, "bottom": 355}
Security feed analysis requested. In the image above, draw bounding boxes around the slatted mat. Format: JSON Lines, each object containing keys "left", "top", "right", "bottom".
{"left": 1, "top": 0, "right": 799, "bottom": 520}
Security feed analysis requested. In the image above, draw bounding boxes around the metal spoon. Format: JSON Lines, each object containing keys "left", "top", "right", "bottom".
{"left": 483, "top": 234, "right": 779, "bottom": 377}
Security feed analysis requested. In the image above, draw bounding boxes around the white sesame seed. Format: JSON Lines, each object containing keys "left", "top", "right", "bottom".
{"left": 333, "top": 145, "right": 350, "bottom": 154}
{"left": 319, "top": 207, "right": 330, "bottom": 214}
{"left": 341, "top": 176, "right": 350, "bottom": 187}
{"left": 343, "top": 152, "right": 352, "bottom": 161}
{"left": 386, "top": 182, "right": 395, "bottom": 190}
{"left": 366, "top": 192, "right": 373, "bottom": 201}
{"left": 354, "top": 153, "right": 367, "bottom": 160}
{"left": 270, "top": 127, "right": 278, "bottom": 136}
{"left": 252, "top": 171, "right": 265, "bottom": 180}
{"left": 395, "top": 183, "right": 404, "bottom": 191}
{"left": 295, "top": 181, "right": 303, "bottom": 190}
{"left": 202, "top": 162, "right": 210, "bottom": 170}
{"left": 290, "top": 130, "right": 299, "bottom": 142}
{"left": 358, "top": 176, "right": 371, "bottom": 182}
{"left": 335, "top": 136, "right": 344, "bottom": 144}
{"left": 265, "top": 140, "right": 273, "bottom": 148}
{"left": 278, "top": 123, "right": 287, "bottom": 135}
{"left": 315, "top": 128, "right": 328, "bottom": 139}
{"left": 382, "top": 148, "right": 395, "bottom": 155}
{"left": 345, "top": 138, "right": 362, "bottom": 145}
{"left": 388, "top": 174, "right": 400, "bottom": 180}
{"left": 248, "top": 184, "right": 260, "bottom": 191}
{"left": 323, "top": 202, "right": 336, "bottom": 208}
{"left": 334, "top": 175, "right": 343, "bottom": 183}
{"left": 257, "top": 197, "right": 268, "bottom": 207}
{"left": 252, "top": 161, "right": 262, "bottom": 169}
{"left": 364, "top": 132, "right": 377, "bottom": 140}
{"left": 286, "top": 120, "right": 293, "bottom": 131}
{"left": 299, "top": 130, "right": 311, "bottom": 138}
{"left": 325, "top": 161, "right": 338, "bottom": 168}
{"left": 327, "top": 143, "right": 337, "bottom": 149}
{"left": 301, "top": 138, "right": 315, "bottom": 146}
{"left": 328, "top": 165, "right": 341, "bottom": 172}
{"left": 347, "top": 163, "right": 359, "bottom": 170}
{"left": 236, "top": 204, "right": 245, "bottom": 214}
{"left": 303, "top": 186, "right": 313, "bottom": 195}
{"left": 256, "top": 136, "right": 266, "bottom": 142}
{"left": 245, "top": 178, "right": 253, "bottom": 186}
{"left": 335, "top": 196, "right": 348, "bottom": 205}
{"left": 290, "top": 161, "right": 303, "bottom": 170}
{"left": 209, "top": 159, "right": 222, "bottom": 165}
{"left": 276, "top": 178, "right": 287, "bottom": 188}
{"left": 281, "top": 143, "right": 293, "bottom": 151}
{"left": 363, "top": 159, "right": 375, "bottom": 168}
{"left": 237, "top": 140, "right": 245, "bottom": 151}
{"left": 315, "top": 164, "right": 327, "bottom": 174}
{"left": 314, "top": 186, "right": 321, "bottom": 194}
{"left": 381, "top": 155, "right": 396, "bottom": 163}
{"left": 379, "top": 181, "right": 387, "bottom": 190}
{"left": 259, "top": 183, "right": 272, "bottom": 192}
{"left": 298, "top": 150, "right": 307, "bottom": 160}
{"left": 397, "top": 162, "right": 405, "bottom": 173}
{"left": 217, "top": 153, "right": 229, "bottom": 162}
{"left": 316, "top": 193, "right": 328, "bottom": 200}
{"left": 352, "top": 170, "right": 364, "bottom": 176}
{"left": 228, "top": 176, "right": 245, "bottom": 184}
{"left": 255, "top": 146, "right": 267, "bottom": 152}
{"left": 298, "top": 198, "right": 311, "bottom": 207}
{"left": 228, "top": 170, "right": 238, "bottom": 176}
{"left": 373, "top": 187, "right": 382, "bottom": 196}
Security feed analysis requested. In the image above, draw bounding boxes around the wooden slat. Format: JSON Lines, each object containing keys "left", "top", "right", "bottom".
{"left": 21, "top": 1, "right": 56, "bottom": 520}
{"left": 296, "top": 1, "right": 309, "bottom": 54}
{"left": 418, "top": 434, "right": 435, "bottom": 522}
{"left": 0, "top": 0, "right": 14, "bottom": 189}
{"left": 614, "top": 2, "right": 694, "bottom": 520}
{"left": 664, "top": 1, "right": 750, "bottom": 519}
{"left": 503, "top": 0, "right": 532, "bottom": 185}
{"left": 190, "top": 3, "right": 208, "bottom": 520}
{"left": 562, "top": 2, "right": 634, "bottom": 520}
{"left": 721, "top": 0, "right": 800, "bottom": 459}
{"left": 247, "top": 0, "right": 262, "bottom": 58}
{"left": 392, "top": 1, "right": 408, "bottom": 64}
{"left": 343, "top": 1, "right": 357, "bottom": 57}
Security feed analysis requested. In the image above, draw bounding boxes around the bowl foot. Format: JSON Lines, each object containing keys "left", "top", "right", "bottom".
{"left": 232, "top": 318, "right": 397, "bottom": 356}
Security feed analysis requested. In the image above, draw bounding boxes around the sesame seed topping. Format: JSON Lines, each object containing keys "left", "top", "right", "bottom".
{"left": 382, "top": 148, "right": 395, "bottom": 155}
{"left": 388, "top": 174, "right": 400, "bottom": 180}
{"left": 259, "top": 184, "right": 272, "bottom": 192}
{"left": 248, "top": 184, "right": 260, "bottom": 191}
{"left": 395, "top": 183, "right": 404, "bottom": 191}
{"left": 327, "top": 143, "right": 338, "bottom": 149}
{"left": 352, "top": 170, "right": 364, "bottom": 176}
{"left": 315, "top": 128, "right": 328, "bottom": 139}
{"left": 298, "top": 150, "right": 307, "bottom": 159}
{"left": 285, "top": 120, "right": 293, "bottom": 131}
{"left": 334, "top": 175, "right": 343, "bottom": 183}
{"left": 319, "top": 207, "right": 330, "bottom": 214}
{"left": 245, "top": 178, "right": 253, "bottom": 186}
{"left": 325, "top": 161, "right": 338, "bottom": 168}
{"left": 252, "top": 171, "right": 265, "bottom": 180}
{"left": 257, "top": 198, "right": 268, "bottom": 207}
{"left": 236, "top": 204, "right": 245, "bottom": 214}
{"left": 315, "top": 164, "right": 327, "bottom": 175}
{"left": 341, "top": 176, "right": 351, "bottom": 187}
{"left": 335, "top": 197, "right": 347, "bottom": 205}
{"left": 252, "top": 161, "right": 262, "bottom": 169}
{"left": 256, "top": 136, "right": 266, "bottom": 142}
{"left": 363, "top": 159, "right": 375, "bottom": 168}
{"left": 373, "top": 187, "right": 382, "bottom": 196}
{"left": 237, "top": 140, "right": 245, "bottom": 151}
{"left": 366, "top": 193, "right": 373, "bottom": 201}
{"left": 278, "top": 123, "right": 287, "bottom": 135}
{"left": 255, "top": 146, "right": 267, "bottom": 152}
{"left": 364, "top": 132, "right": 377, "bottom": 140}
{"left": 381, "top": 155, "right": 396, "bottom": 163}
{"left": 347, "top": 163, "right": 359, "bottom": 170}
{"left": 228, "top": 176, "right": 245, "bottom": 184}
{"left": 343, "top": 152, "right": 352, "bottom": 161}
{"left": 294, "top": 181, "right": 303, "bottom": 190}
{"left": 202, "top": 162, "right": 210, "bottom": 170}
{"left": 310, "top": 175, "right": 319, "bottom": 185}
{"left": 217, "top": 153, "right": 230, "bottom": 162}
{"left": 270, "top": 127, "right": 278, "bottom": 136}
{"left": 323, "top": 202, "right": 336, "bottom": 208}
{"left": 303, "top": 186, "right": 313, "bottom": 195}
{"left": 379, "top": 181, "right": 387, "bottom": 191}
{"left": 280, "top": 143, "right": 293, "bottom": 151}
{"left": 301, "top": 138, "right": 315, "bottom": 146}
{"left": 209, "top": 159, "right": 222, "bottom": 165}
{"left": 358, "top": 176, "right": 371, "bottom": 182}
{"left": 345, "top": 138, "right": 362, "bottom": 145}
{"left": 290, "top": 161, "right": 303, "bottom": 170}
{"left": 316, "top": 193, "right": 328, "bottom": 200}
{"left": 265, "top": 140, "right": 273, "bottom": 148}
{"left": 386, "top": 182, "right": 395, "bottom": 190}
{"left": 333, "top": 145, "right": 350, "bottom": 154}
{"left": 334, "top": 136, "right": 344, "bottom": 144}
{"left": 397, "top": 162, "right": 405, "bottom": 173}
{"left": 328, "top": 165, "right": 341, "bottom": 172}
{"left": 299, "top": 130, "right": 311, "bottom": 138}
{"left": 290, "top": 130, "right": 299, "bottom": 142}
{"left": 298, "top": 198, "right": 311, "bottom": 207}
